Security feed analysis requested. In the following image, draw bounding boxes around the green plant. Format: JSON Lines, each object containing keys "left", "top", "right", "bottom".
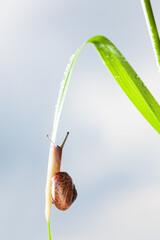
{"left": 141, "top": 0, "right": 160, "bottom": 70}
{"left": 45, "top": 1, "right": 160, "bottom": 239}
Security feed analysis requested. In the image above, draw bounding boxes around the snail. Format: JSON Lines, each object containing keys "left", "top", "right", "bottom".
{"left": 45, "top": 132, "right": 77, "bottom": 216}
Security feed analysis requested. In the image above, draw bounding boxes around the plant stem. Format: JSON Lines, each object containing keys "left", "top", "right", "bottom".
{"left": 141, "top": 0, "right": 160, "bottom": 70}
{"left": 48, "top": 221, "right": 52, "bottom": 240}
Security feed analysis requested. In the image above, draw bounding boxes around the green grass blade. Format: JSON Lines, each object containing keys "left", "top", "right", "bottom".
{"left": 88, "top": 35, "right": 160, "bottom": 133}
{"left": 51, "top": 43, "right": 85, "bottom": 142}
{"left": 141, "top": 0, "right": 160, "bottom": 70}
{"left": 52, "top": 35, "right": 160, "bottom": 142}
{"left": 48, "top": 222, "right": 52, "bottom": 240}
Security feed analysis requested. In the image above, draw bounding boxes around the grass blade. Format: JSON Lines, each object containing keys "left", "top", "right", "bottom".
{"left": 46, "top": 34, "right": 160, "bottom": 236}
{"left": 51, "top": 35, "right": 160, "bottom": 143}
{"left": 141, "top": 0, "right": 160, "bottom": 70}
{"left": 48, "top": 222, "right": 52, "bottom": 240}
{"left": 51, "top": 44, "right": 85, "bottom": 142}
{"left": 88, "top": 35, "right": 160, "bottom": 133}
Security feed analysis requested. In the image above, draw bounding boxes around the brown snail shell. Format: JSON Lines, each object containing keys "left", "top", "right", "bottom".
{"left": 51, "top": 172, "right": 77, "bottom": 211}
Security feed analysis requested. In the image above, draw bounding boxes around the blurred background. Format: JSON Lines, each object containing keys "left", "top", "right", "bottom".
{"left": 1, "top": 0, "right": 160, "bottom": 239}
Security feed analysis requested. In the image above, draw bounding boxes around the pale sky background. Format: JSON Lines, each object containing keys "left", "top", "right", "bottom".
{"left": 1, "top": 0, "right": 160, "bottom": 240}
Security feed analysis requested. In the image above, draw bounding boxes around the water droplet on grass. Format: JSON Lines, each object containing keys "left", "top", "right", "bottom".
{"left": 69, "top": 54, "right": 75, "bottom": 61}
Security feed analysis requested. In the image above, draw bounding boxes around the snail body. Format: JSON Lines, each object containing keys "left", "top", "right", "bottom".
{"left": 45, "top": 132, "right": 77, "bottom": 220}
{"left": 52, "top": 172, "right": 77, "bottom": 211}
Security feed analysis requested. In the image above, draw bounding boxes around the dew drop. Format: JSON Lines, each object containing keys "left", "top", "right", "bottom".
{"left": 135, "top": 74, "right": 139, "bottom": 79}
{"left": 111, "top": 59, "right": 114, "bottom": 62}
{"left": 69, "top": 54, "right": 75, "bottom": 61}
{"left": 60, "top": 80, "right": 65, "bottom": 86}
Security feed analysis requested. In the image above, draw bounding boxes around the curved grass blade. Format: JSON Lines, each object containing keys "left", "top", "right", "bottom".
{"left": 88, "top": 35, "right": 160, "bottom": 133}
{"left": 141, "top": 0, "right": 160, "bottom": 70}
{"left": 51, "top": 35, "right": 160, "bottom": 143}
{"left": 46, "top": 34, "right": 160, "bottom": 234}
{"left": 51, "top": 43, "right": 85, "bottom": 142}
